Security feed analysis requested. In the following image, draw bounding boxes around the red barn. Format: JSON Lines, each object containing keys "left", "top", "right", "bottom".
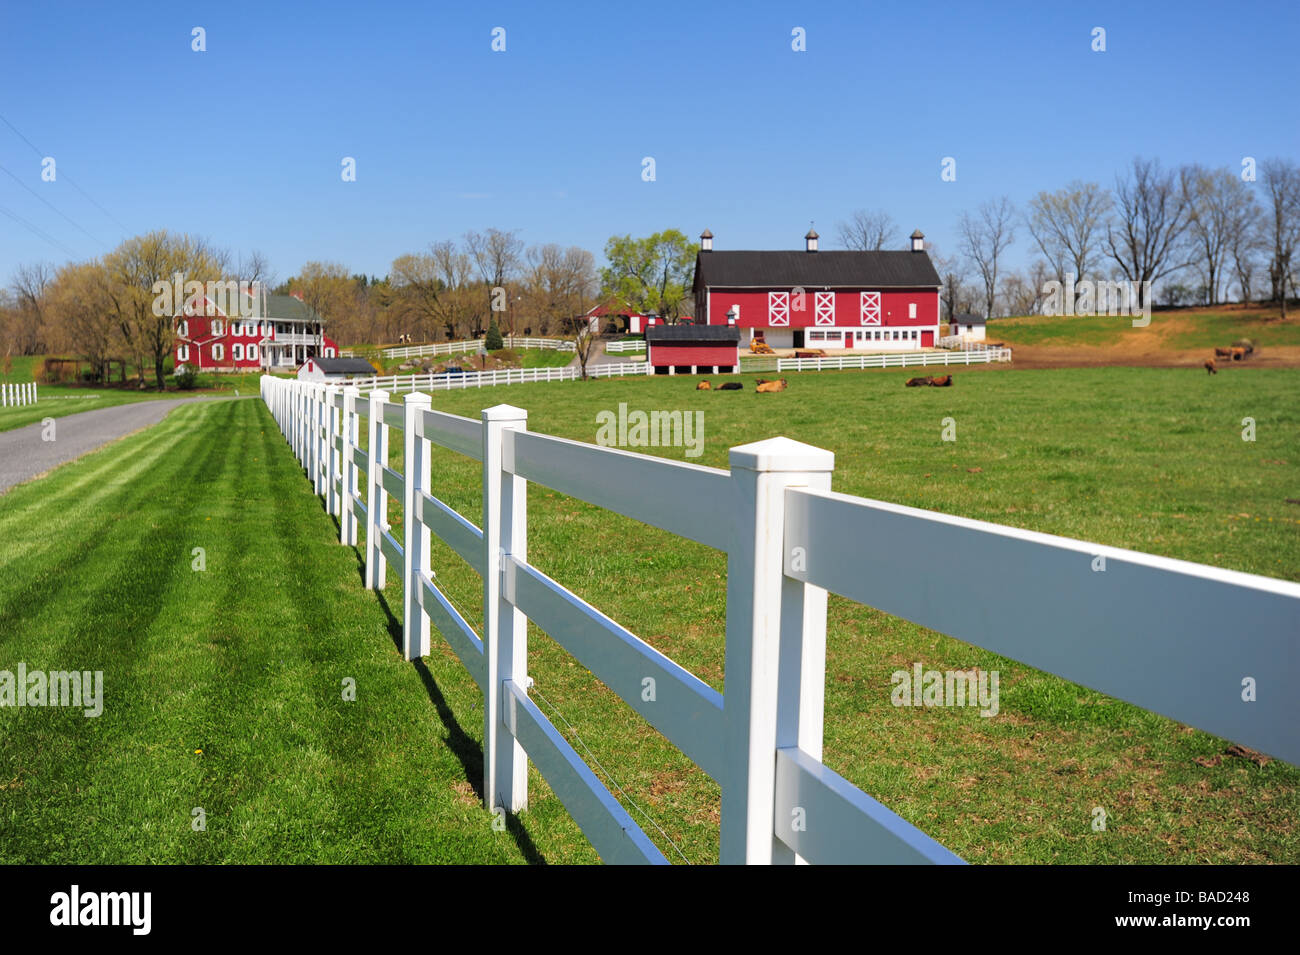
{"left": 174, "top": 287, "right": 339, "bottom": 373}
{"left": 692, "top": 228, "right": 942, "bottom": 351}
{"left": 645, "top": 324, "right": 740, "bottom": 375}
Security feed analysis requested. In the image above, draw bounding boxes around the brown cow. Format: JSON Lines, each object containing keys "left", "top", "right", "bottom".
{"left": 696, "top": 380, "right": 711, "bottom": 391}
{"left": 1204, "top": 358, "right": 1217, "bottom": 374}
{"left": 905, "top": 376, "right": 933, "bottom": 387}
{"left": 1231, "top": 347, "right": 1246, "bottom": 361}
{"left": 1214, "top": 347, "right": 1234, "bottom": 359}
{"left": 756, "top": 378, "right": 789, "bottom": 393}
{"left": 929, "top": 375, "right": 953, "bottom": 387}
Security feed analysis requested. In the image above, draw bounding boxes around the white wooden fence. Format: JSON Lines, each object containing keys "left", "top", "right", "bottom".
{"left": 0, "top": 383, "right": 38, "bottom": 407}
{"left": 382, "top": 337, "right": 575, "bottom": 360}
{"left": 332, "top": 362, "right": 650, "bottom": 395}
{"left": 260, "top": 375, "right": 1300, "bottom": 864}
{"left": 605, "top": 340, "right": 646, "bottom": 353}
{"left": 776, "top": 348, "right": 1012, "bottom": 372}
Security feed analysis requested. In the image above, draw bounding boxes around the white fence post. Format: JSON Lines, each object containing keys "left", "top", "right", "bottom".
{"left": 403, "top": 392, "right": 432, "bottom": 660}
{"left": 721, "top": 436, "right": 836, "bottom": 865}
{"left": 316, "top": 386, "right": 329, "bottom": 498}
{"left": 326, "top": 385, "right": 341, "bottom": 517}
{"left": 482, "top": 403, "right": 529, "bottom": 814}
{"left": 340, "top": 386, "right": 360, "bottom": 546}
{"left": 366, "top": 390, "right": 391, "bottom": 590}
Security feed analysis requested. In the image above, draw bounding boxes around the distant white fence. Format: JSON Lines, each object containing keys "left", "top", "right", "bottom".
{"left": 605, "top": 340, "right": 646, "bottom": 353}
{"left": 335, "top": 362, "right": 650, "bottom": 395}
{"left": 777, "top": 348, "right": 1012, "bottom": 372}
{"left": 260, "top": 375, "right": 1300, "bottom": 865}
{"left": 382, "top": 337, "right": 574, "bottom": 360}
{"left": 0, "top": 383, "right": 37, "bottom": 407}
{"left": 938, "top": 336, "right": 997, "bottom": 350}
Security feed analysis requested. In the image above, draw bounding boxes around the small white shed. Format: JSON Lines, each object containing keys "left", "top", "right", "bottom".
{"left": 297, "top": 357, "right": 377, "bottom": 381}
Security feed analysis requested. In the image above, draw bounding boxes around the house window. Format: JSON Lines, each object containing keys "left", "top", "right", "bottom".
{"left": 212, "top": 343, "right": 224, "bottom": 360}
{"left": 177, "top": 345, "right": 189, "bottom": 362}
{"left": 233, "top": 343, "right": 244, "bottom": 361}
{"left": 177, "top": 319, "right": 188, "bottom": 337}
{"left": 908, "top": 303, "right": 917, "bottom": 319}
{"left": 211, "top": 319, "right": 223, "bottom": 336}
{"left": 247, "top": 344, "right": 258, "bottom": 361}
{"left": 324, "top": 347, "right": 335, "bottom": 358}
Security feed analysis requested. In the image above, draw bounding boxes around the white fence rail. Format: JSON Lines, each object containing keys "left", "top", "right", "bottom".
{"left": 605, "top": 340, "right": 646, "bottom": 353}
{"left": 1, "top": 383, "right": 38, "bottom": 407}
{"left": 777, "top": 348, "right": 1012, "bottom": 372}
{"left": 329, "top": 362, "right": 650, "bottom": 395}
{"left": 260, "top": 375, "right": 1300, "bottom": 865}
{"left": 382, "top": 337, "right": 575, "bottom": 360}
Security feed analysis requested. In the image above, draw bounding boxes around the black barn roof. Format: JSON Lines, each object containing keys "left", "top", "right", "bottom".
{"left": 309, "top": 357, "right": 376, "bottom": 375}
{"left": 693, "top": 250, "right": 941, "bottom": 291}
{"left": 645, "top": 324, "right": 740, "bottom": 344}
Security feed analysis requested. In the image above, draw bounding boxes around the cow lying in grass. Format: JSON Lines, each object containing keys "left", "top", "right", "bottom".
{"left": 1215, "top": 347, "right": 1234, "bottom": 359}
{"left": 756, "top": 378, "right": 789, "bottom": 393}
{"left": 906, "top": 375, "right": 953, "bottom": 387}
{"left": 717, "top": 381, "right": 743, "bottom": 390}
{"left": 929, "top": 375, "right": 953, "bottom": 387}
{"left": 905, "top": 376, "right": 932, "bottom": 387}
{"left": 696, "top": 380, "right": 711, "bottom": 390}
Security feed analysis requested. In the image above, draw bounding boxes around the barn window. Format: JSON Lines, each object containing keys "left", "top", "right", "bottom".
{"left": 814, "top": 291, "right": 835, "bottom": 325}
{"left": 768, "top": 291, "right": 790, "bottom": 326}
{"left": 860, "top": 291, "right": 881, "bottom": 325}
{"left": 177, "top": 345, "right": 189, "bottom": 362}
{"left": 908, "top": 303, "right": 917, "bottom": 319}
{"left": 233, "top": 343, "right": 244, "bottom": 361}
{"left": 212, "top": 343, "right": 224, "bottom": 360}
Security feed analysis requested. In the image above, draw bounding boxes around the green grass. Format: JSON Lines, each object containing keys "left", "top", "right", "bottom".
{"left": 3, "top": 366, "right": 1297, "bottom": 864}
{"left": 0, "top": 399, "right": 595, "bottom": 863}
{"left": 991, "top": 304, "right": 1300, "bottom": 350}
{"left": 511, "top": 348, "right": 573, "bottom": 369}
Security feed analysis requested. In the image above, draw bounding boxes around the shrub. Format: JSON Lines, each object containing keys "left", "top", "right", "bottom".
{"left": 175, "top": 364, "right": 198, "bottom": 390}
{"left": 485, "top": 319, "right": 504, "bottom": 351}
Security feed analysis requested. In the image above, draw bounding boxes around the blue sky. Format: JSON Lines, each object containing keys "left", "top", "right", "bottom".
{"left": 1, "top": 0, "right": 1296, "bottom": 282}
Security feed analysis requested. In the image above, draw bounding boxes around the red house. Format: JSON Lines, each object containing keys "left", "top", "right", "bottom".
{"left": 174, "top": 287, "right": 339, "bottom": 373}
{"left": 645, "top": 324, "right": 740, "bottom": 375}
{"left": 692, "top": 228, "right": 942, "bottom": 351}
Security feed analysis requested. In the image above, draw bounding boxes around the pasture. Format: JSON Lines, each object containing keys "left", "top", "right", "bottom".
{"left": 1, "top": 365, "right": 1296, "bottom": 863}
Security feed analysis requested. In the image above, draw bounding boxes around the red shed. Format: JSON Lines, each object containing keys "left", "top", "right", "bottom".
{"left": 645, "top": 324, "right": 740, "bottom": 375}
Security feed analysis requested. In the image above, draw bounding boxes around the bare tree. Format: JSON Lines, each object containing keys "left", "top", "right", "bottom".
{"left": 836, "top": 210, "right": 899, "bottom": 251}
{"left": 1104, "top": 157, "right": 1193, "bottom": 309}
{"left": 1184, "top": 166, "right": 1259, "bottom": 305}
{"left": 1261, "top": 158, "right": 1300, "bottom": 318}
{"left": 959, "top": 197, "right": 1016, "bottom": 319}
{"left": 464, "top": 227, "right": 523, "bottom": 289}
{"left": 9, "top": 263, "right": 53, "bottom": 355}
{"left": 927, "top": 245, "right": 966, "bottom": 323}
{"left": 523, "top": 244, "right": 597, "bottom": 337}
{"left": 1024, "top": 181, "right": 1111, "bottom": 285}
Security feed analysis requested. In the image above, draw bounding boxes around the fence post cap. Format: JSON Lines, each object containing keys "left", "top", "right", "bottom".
{"left": 371, "top": 389, "right": 390, "bottom": 401}
{"left": 729, "top": 436, "right": 834, "bottom": 473}
{"left": 403, "top": 390, "right": 432, "bottom": 406}
{"left": 482, "top": 403, "right": 528, "bottom": 423}
{"left": 342, "top": 385, "right": 361, "bottom": 395}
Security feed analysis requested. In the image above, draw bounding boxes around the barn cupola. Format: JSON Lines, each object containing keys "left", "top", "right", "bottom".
{"left": 700, "top": 228, "right": 713, "bottom": 252}
{"left": 805, "top": 227, "right": 819, "bottom": 252}
{"left": 911, "top": 229, "right": 926, "bottom": 252}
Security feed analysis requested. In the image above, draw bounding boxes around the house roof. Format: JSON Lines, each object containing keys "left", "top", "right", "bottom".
{"left": 181, "top": 289, "right": 324, "bottom": 323}
{"left": 645, "top": 325, "right": 740, "bottom": 344}
{"left": 693, "top": 250, "right": 941, "bottom": 291}
{"left": 951, "top": 313, "right": 987, "bottom": 325}
{"left": 309, "top": 357, "right": 376, "bottom": 375}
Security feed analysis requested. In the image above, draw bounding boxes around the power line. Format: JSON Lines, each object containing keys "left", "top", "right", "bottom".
{"left": 0, "top": 111, "right": 131, "bottom": 234}
{"left": 0, "top": 161, "right": 102, "bottom": 247}
{"left": 0, "top": 204, "right": 78, "bottom": 259}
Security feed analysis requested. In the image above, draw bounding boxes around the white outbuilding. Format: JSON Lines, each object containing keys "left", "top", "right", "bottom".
{"left": 297, "top": 356, "right": 377, "bottom": 382}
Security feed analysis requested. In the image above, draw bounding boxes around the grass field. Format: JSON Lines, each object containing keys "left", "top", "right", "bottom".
{"left": 991, "top": 304, "right": 1300, "bottom": 352}
{"left": 2, "top": 365, "right": 1296, "bottom": 864}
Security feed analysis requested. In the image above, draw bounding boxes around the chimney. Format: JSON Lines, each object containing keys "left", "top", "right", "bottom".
{"left": 700, "top": 228, "right": 713, "bottom": 252}
{"left": 805, "top": 227, "right": 819, "bottom": 253}
{"left": 911, "top": 229, "right": 926, "bottom": 252}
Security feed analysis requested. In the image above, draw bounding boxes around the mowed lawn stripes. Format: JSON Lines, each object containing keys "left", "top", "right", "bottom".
{"left": 0, "top": 399, "right": 594, "bottom": 864}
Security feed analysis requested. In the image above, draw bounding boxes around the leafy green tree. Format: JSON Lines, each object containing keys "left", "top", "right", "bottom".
{"left": 600, "top": 230, "right": 698, "bottom": 322}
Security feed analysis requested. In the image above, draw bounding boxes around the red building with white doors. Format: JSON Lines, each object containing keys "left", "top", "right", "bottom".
{"left": 692, "top": 228, "right": 942, "bottom": 351}
{"left": 174, "top": 287, "right": 339, "bottom": 372}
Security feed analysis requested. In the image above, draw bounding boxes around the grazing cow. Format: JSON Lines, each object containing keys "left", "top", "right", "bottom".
{"left": 1204, "top": 358, "right": 1217, "bottom": 374}
{"left": 929, "top": 375, "right": 953, "bottom": 387}
{"left": 905, "top": 376, "right": 933, "bottom": 387}
{"left": 1233, "top": 338, "right": 1255, "bottom": 355}
{"left": 756, "top": 378, "right": 789, "bottom": 393}
{"left": 696, "top": 380, "right": 711, "bottom": 391}
{"left": 1231, "top": 347, "right": 1246, "bottom": 361}
{"left": 1214, "top": 347, "right": 1234, "bottom": 359}
{"left": 718, "top": 381, "right": 743, "bottom": 390}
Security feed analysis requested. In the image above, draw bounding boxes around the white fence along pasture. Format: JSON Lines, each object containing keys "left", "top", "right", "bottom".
{"left": 260, "top": 374, "right": 1300, "bottom": 865}
{"left": 776, "top": 348, "right": 1012, "bottom": 372}
{"left": 332, "top": 362, "right": 650, "bottom": 395}
{"left": 1, "top": 383, "right": 38, "bottom": 407}
{"left": 382, "top": 337, "right": 575, "bottom": 360}
{"left": 605, "top": 340, "right": 647, "bottom": 353}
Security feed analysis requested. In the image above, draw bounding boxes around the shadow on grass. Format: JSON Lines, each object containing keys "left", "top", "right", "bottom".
{"left": 335, "top": 520, "right": 546, "bottom": 865}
